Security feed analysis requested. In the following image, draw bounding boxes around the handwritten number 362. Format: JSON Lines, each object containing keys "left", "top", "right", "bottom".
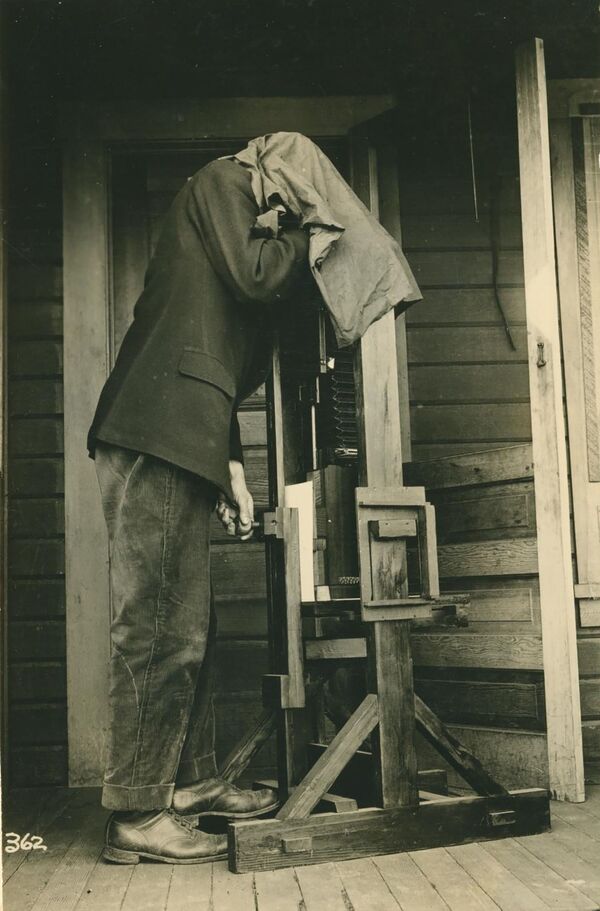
{"left": 4, "top": 832, "right": 47, "bottom": 853}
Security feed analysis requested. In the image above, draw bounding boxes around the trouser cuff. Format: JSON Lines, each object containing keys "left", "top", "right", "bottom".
{"left": 175, "top": 750, "right": 218, "bottom": 786}
{"left": 101, "top": 781, "right": 175, "bottom": 811}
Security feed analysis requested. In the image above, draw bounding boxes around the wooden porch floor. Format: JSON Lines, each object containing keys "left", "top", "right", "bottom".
{"left": 3, "top": 786, "right": 600, "bottom": 911}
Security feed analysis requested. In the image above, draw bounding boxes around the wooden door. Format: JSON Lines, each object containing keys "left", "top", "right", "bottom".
{"left": 60, "top": 97, "right": 393, "bottom": 785}
{"left": 551, "top": 99, "right": 600, "bottom": 627}
{"left": 550, "top": 77, "right": 600, "bottom": 782}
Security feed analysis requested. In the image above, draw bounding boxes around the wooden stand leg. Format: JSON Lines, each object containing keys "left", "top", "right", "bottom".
{"left": 276, "top": 708, "right": 309, "bottom": 800}
{"left": 415, "top": 695, "right": 508, "bottom": 796}
{"left": 369, "top": 620, "right": 418, "bottom": 808}
{"left": 219, "top": 709, "right": 278, "bottom": 783}
{"left": 277, "top": 694, "right": 379, "bottom": 820}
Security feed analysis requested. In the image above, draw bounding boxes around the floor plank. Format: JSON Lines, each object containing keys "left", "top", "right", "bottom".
{"left": 256, "top": 867, "right": 308, "bottom": 910}
{"left": 517, "top": 832, "right": 600, "bottom": 905}
{"left": 165, "top": 861, "right": 213, "bottom": 911}
{"left": 74, "top": 858, "right": 135, "bottom": 911}
{"left": 548, "top": 815, "right": 600, "bottom": 868}
{"left": 373, "top": 853, "right": 450, "bottom": 911}
{"left": 2, "top": 787, "right": 54, "bottom": 833}
{"left": 212, "top": 860, "right": 255, "bottom": 911}
{"left": 2, "top": 788, "right": 52, "bottom": 884}
{"left": 447, "top": 842, "right": 548, "bottom": 911}
{"left": 336, "top": 858, "right": 401, "bottom": 911}
{"left": 410, "top": 848, "right": 500, "bottom": 911}
{"left": 482, "top": 838, "right": 598, "bottom": 911}
{"left": 3, "top": 797, "right": 100, "bottom": 911}
{"left": 254, "top": 867, "right": 303, "bottom": 911}
{"left": 580, "top": 786, "right": 600, "bottom": 819}
{"left": 29, "top": 805, "right": 108, "bottom": 911}
{"left": 5, "top": 787, "right": 600, "bottom": 911}
{"left": 3, "top": 787, "right": 74, "bottom": 883}
{"left": 552, "top": 801, "right": 600, "bottom": 843}
{"left": 295, "top": 863, "right": 350, "bottom": 911}
{"left": 120, "top": 862, "right": 174, "bottom": 911}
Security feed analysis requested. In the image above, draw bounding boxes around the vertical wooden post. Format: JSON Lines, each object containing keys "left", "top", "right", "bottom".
{"left": 63, "top": 141, "right": 112, "bottom": 785}
{"left": 265, "top": 343, "right": 308, "bottom": 796}
{"left": 377, "top": 142, "right": 412, "bottom": 462}
{"left": 351, "top": 135, "right": 419, "bottom": 808}
{"left": 515, "top": 38, "right": 585, "bottom": 801}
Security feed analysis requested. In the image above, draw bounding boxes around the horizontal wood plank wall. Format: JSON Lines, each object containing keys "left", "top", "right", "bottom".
{"left": 6, "top": 144, "right": 68, "bottom": 786}
{"left": 580, "top": 631, "right": 600, "bottom": 783}
{"left": 406, "top": 444, "right": 547, "bottom": 789}
{"left": 396, "top": 146, "right": 550, "bottom": 788}
{"left": 401, "top": 167, "right": 531, "bottom": 462}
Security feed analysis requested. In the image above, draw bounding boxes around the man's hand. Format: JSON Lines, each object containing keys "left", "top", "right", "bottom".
{"left": 216, "top": 460, "right": 254, "bottom": 540}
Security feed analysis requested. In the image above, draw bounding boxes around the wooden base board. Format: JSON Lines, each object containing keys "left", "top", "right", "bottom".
{"left": 228, "top": 787, "right": 550, "bottom": 873}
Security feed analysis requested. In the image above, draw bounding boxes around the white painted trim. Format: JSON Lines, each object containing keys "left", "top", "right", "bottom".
{"left": 515, "top": 39, "right": 585, "bottom": 802}
{"left": 63, "top": 142, "right": 112, "bottom": 785}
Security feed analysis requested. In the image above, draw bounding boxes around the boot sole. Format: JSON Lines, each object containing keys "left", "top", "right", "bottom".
{"left": 102, "top": 844, "right": 228, "bottom": 865}
{"left": 183, "top": 801, "right": 280, "bottom": 825}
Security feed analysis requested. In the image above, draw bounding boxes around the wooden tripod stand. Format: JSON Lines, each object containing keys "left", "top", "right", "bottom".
{"left": 221, "top": 312, "right": 550, "bottom": 873}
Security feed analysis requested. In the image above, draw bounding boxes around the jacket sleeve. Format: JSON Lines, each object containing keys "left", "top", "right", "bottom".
{"left": 229, "top": 409, "right": 244, "bottom": 465}
{"left": 187, "top": 159, "right": 309, "bottom": 306}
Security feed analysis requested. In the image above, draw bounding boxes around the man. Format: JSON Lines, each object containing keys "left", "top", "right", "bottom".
{"left": 88, "top": 155, "right": 309, "bottom": 864}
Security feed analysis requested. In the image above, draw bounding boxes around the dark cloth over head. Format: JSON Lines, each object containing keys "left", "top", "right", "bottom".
{"left": 221, "top": 131, "right": 422, "bottom": 347}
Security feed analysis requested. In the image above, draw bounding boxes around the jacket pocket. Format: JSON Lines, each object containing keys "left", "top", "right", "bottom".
{"left": 178, "top": 348, "right": 236, "bottom": 398}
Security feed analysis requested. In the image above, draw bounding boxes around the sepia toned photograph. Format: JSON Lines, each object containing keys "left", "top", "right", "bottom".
{"left": 1, "top": 1, "right": 600, "bottom": 909}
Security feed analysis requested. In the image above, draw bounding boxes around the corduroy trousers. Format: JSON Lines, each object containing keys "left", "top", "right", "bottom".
{"left": 94, "top": 441, "right": 219, "bottom": 810}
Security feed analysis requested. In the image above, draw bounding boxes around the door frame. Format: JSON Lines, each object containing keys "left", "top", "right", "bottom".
{"left": 515, "top": 39, "right": 585, "bottom": 801}
{"left": 61, "top": 95, "right": 396, "bottom": 785}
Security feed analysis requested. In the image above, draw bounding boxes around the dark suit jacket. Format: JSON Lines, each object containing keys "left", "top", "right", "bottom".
{"left": 88, "top": 158, "right": 309, "bottom": 502}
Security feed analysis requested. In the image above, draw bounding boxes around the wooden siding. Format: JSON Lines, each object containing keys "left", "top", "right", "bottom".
{"left": 406, "top": 446, "right": 546, "bottom": 787}
{"left": 580, "top": 632, "right": 600, "bottom": 782}
{"left": 401, "top": 167, "right": 531, "bottom": 463}
{"left": 6, "top": 144, "right": 68, "bottom": 785}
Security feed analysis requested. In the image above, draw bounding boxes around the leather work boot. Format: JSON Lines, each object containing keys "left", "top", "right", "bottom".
{"left": 103, "top": 807, "right": 228, "bottom": 864}
{"left": 172, "top": 777, "right": 280, "bottom": 822}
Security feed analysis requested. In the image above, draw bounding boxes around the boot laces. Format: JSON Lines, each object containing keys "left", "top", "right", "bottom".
{"left": 166, "top": 807, "right": 198, "bottom": 834}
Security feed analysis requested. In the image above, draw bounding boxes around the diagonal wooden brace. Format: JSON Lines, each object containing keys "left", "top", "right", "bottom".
{"left": 415, "top": 695, "right": 508, "bottom": 796}
{"left": 219, "top": 709, "right": 278, "bottom": 783}
{"left": 276, "top": 694, "right": 379, "bottom": 820}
